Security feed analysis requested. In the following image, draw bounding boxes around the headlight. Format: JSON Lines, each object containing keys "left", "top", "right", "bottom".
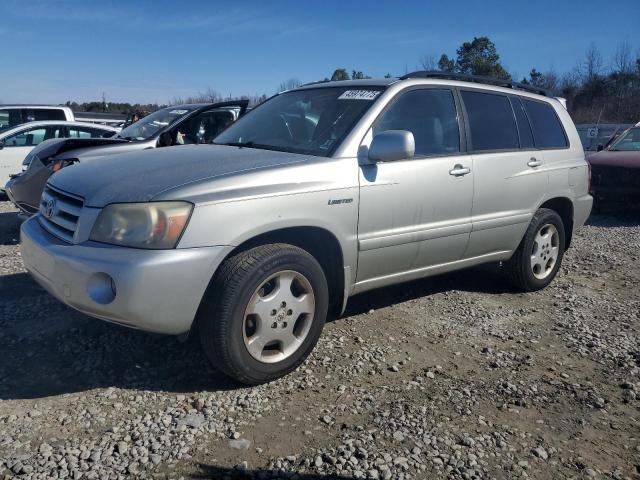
{"left": 22, "top": 153, "right": 36, "bottom": 171}
{"left": 90, "top": 202, "right": 193, "bottom": 249}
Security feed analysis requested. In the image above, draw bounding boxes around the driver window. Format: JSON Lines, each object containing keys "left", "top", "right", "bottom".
{"left": 177, "top": 110, "right": 236, "bottom": 145}
{"left": 373, "top": 89, "right": 460, "bottom": 157}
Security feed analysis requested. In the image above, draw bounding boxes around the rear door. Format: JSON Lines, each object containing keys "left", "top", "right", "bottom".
{"left": 461, "top": 89, "right": 548, "bottom": 257}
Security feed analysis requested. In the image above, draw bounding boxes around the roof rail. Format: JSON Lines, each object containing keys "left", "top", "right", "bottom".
{"left": 399, "top": 71, "right": 552, "bottom": 97}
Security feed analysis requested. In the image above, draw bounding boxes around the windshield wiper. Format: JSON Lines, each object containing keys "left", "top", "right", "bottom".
{"left": 217, "top": 141, "right": 256, "bottom": 148}
{"left": 216, "top": 141, "right": 285, "bottom": 152}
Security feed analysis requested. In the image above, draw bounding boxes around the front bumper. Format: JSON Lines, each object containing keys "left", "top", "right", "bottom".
{"left": 20, "top": 216, "right": 232, "bottom": 335}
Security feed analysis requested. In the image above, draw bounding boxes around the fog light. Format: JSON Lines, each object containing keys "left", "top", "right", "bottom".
{"left": 87, "top": 272, "right": 116, "bottom": 304}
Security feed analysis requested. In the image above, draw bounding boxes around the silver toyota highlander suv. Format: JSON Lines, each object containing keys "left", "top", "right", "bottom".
{"left": 20, "top": 72, "right": 592, "bottom": 384}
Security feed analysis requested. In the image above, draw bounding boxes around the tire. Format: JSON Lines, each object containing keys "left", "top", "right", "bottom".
{"left": 198, "top": 243, "right": 329, "bottom": 385}
{"left": 505, "top": 208, "right": 566, "bottom": 292}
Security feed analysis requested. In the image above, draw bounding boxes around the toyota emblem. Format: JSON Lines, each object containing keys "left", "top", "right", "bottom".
{"left": 44, "top": 198, "right": 56, "bottom": 219}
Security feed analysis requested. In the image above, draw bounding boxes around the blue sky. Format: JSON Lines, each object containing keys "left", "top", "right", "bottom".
{"left": 1, "top": 0, "right": 638, "bottom": 104}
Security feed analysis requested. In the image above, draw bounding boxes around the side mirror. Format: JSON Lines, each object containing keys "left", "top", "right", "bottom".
{"left": 596, "top": 144, "right": 604, "bottom": 152}
{"left": 368, "top": 130, "right": 415, "bottom": 163}
{"left": 158, "top": 131, "right": 173, "bottom": 147}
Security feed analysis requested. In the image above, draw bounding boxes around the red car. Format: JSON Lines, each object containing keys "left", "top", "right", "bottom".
{"left": 587, "top": 124, "right": 640, "bottom": 209}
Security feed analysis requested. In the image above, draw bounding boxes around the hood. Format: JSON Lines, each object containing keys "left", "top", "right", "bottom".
{"left": 587, "top": 150, "right": 640, "bottom": 169}
{"left": 29, "top": 138, "right": 131, "bottom": 165}
{"left": 49, "top": 145, "right": 311, "bottom": 207}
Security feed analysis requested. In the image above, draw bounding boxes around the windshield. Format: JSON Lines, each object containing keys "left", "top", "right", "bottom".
{"left": 608, "top": 128, "right": 640, "bottom": 151}
{"left": 213, "top": 86, "right": 385, "bottom": 156}
{"left": 117, "top": 107, "right": 195, "bottom": 141}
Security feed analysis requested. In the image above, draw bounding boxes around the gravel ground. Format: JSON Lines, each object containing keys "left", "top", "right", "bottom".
{"left": 0, "top": 199, "right": 639, "bottom": 480}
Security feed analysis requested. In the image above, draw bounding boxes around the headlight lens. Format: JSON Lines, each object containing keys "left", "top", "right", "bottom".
{"left": 90, "top": 202, "right": 193, "bottom": 249}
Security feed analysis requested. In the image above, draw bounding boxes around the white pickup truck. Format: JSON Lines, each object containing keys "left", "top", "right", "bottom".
{"left": 0, "top": 105, "right": 74, "bottom": 132}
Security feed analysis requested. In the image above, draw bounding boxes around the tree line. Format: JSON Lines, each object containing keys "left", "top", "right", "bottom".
{"left": 65, "top": 36, "right": 640, "bottom": 124}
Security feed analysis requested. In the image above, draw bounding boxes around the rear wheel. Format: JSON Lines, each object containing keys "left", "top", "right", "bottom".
{"left": 505, "top": 208, "right": 566, "bottom": 291}
{"left": 198, "top": 243, "right": 328, "bottom": 385}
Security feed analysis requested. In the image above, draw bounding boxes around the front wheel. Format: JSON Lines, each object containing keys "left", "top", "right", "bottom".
{"left": 505, "top": 208, "right": 566, "bottom": 292}
{"left": 198, "top": 244, "right": 328, "bottom": 385}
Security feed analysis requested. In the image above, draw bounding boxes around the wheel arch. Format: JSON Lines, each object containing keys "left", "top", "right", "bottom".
{"left": 539, "top": 196, "right": 574, "bottom": 249}
{"left": 219, "top": 226, "right": 346, "bottom": 313}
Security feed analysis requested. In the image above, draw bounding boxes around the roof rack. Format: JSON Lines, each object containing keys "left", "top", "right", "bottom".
{"left": 399, "top": 71, "right": 552, "bottom": 97}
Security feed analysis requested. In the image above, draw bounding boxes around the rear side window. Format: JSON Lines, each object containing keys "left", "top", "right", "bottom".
{"left": 510, "top": 97, "right": 534, "bottom": 149}
{"left": 522, "top": 99, "right": 568, "bottom": 149}
{"left": 461, "top": 90, "right": 519, "bottom": 151}
{"left": 67, "top": 127, "right": 114, "bottom": 138}
{"left": 30, "top": 109, "right": 66, "bottom": 121}
{"left": 374, "top": 89, "right": 460, "bottom": 156}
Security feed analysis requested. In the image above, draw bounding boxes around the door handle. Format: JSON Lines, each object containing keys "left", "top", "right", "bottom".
{"left": 527, "top": 157, "right": 542, "bottom": 168}
{"left": 449, "top": 164, "right": 471, "bottom": 176}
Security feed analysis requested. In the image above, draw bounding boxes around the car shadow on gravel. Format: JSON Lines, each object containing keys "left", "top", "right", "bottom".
{"left": 0, "top": 262, "right": 514, "bottom": 400}
{"left": 0, "top": 211, "right": 22, "bottom": 245}
{"left": 342, "top": 263, "right": 512, "bottom": 318}
{"left": 586, "top": 211, "right": 640, "bottom": 227}
{"left": 0, "top": 272, "right": 239, "bottom": 400}
{"left": 192, "top": 465, "right": 351, "bottom": 479}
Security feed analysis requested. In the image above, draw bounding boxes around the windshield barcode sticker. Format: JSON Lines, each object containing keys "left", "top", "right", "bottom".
{"left": 169, "top": 109, "right": 188, "bottom": 114}
{"left": 338, "top": 90, "right": 381, "bottom": 101}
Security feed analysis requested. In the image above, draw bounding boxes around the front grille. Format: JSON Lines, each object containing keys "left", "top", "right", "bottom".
{"left": 591, "top": 165, "right": 640, "bottom": 190}
{"left": 38, "top": 185, "right": 84, "bottom": 243}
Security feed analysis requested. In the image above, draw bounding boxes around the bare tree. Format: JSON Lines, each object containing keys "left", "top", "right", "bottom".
{"left": 583, "top": 43, "right": 604, "bottom": 80}
{"left": 613, "top": 39, "right": 634, "bottom": 74}
{"left": 278, "top": 78, "right": 302, "bottom": 92}
{"left": 419, "top": 54, "right": 437, "bottom": 71}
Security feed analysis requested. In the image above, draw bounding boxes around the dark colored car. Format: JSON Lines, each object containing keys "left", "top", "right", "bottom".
{"left": 6, "top": 100, "right": 248, "bottom": 215}
{"left": 587, "top": 125, "right": 640, "bottom": 209}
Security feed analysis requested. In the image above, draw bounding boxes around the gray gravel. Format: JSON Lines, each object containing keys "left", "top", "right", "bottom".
{"left": 0, "top": 200, "right": 639, "bottom": 479}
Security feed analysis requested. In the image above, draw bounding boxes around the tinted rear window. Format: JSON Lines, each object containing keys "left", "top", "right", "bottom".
{"left": 30, "top": 109, "right": 66, "bottom": 121}
{"left": 522, "top": 99, "right": 568, "bottom": 149}
{"left": 510, "top": 97, "right": 534, "bottom": 149}
{"left": 461, "top": 90, "right": 519, "bottom": 151}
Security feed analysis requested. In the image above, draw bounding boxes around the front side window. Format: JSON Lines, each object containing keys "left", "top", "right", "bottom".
{"left": 522, "top": 99, "right": 568, "bottom": 149}
{"left": 214, "top": 87, "right": 384, "bottom": 156}
{"left": 608, "top": 127, "right": 640, "bottom": 151}
{"left": 174, "top": 109, "right": 236, "bottom": 145}
{"left": 3, "top": 126, "right": 63, "bottom": 147}
{"left": 117, "top": 107, "right": 196, "bottom": 141}
{"left": 373, "top": 89, "right": 460, "bottom": 157}
{"left": 461, "top": 90, "right": 519, "bottom": 151}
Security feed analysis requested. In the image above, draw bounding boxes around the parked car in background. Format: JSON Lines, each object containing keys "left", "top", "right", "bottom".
{"left": 0, "top": 121, "right": 116, "bottom": 194}
{"left": 576, "top": 123, "right": 634, "bottom": 152}
{"left": 20, "top": 73, "right": 591, "bottom": 384}
{"left": 587, "top": 124, "right": 640, "bottom": 209}
{"left": 0, "top": 105, "right": 74, "bottom": 132}
{"left": 5, "top": 100, "right": 247, "bottom": 214}
{"left": 0, "top": 105, "right": 130, "bottom": 133}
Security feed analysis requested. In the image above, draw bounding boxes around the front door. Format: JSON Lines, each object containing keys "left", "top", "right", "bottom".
{"left": 355, "top": 88, "right": 474, "bottom": 289}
